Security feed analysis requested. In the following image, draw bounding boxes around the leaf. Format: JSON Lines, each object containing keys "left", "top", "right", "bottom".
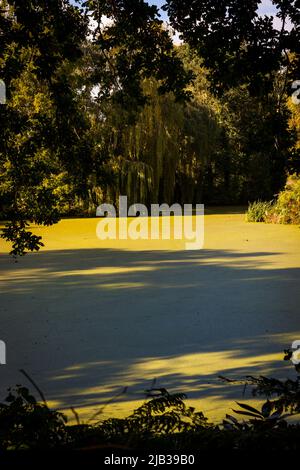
{"left": 261, "top": 400, "right": 274, "bottom": 418}
{"left": 235, "top": 402, "right": 263, "bottom": 416}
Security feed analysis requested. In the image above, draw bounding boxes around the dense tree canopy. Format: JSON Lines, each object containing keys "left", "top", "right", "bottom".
{"left": 0, "top": 0, "right": 299, "bottom": 254}
{"left": 0, "top": 0, "right": 190, "bottom": 254}
{"left": 164, "top": 0, "right": 300, "bottom": 95}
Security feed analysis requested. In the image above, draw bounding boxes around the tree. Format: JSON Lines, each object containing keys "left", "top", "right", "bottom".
{"left": 0, "top": 0, "right": 191, "bottom": 255}
{"left": 164, "top": 0, "right": 300, "bottom": 96}
{"left": 83, "top": 46, "right": 223, "bottom": 208}
{"left": 0, "top": 0, "right": 89, "bottom": 255}
{"left": 164, "top": 0, "right": 300, "bottom": 193}
{"left": 81, "top": 0, "right": 191, "bottom": 106}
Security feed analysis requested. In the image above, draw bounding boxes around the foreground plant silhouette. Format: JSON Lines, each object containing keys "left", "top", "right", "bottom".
{"left": 1, "top": 352, "right": 300, "bottom": 453}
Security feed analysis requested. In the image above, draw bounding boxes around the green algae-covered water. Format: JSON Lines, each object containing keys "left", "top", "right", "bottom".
{"left": 0, "top": 209, "right": 299, "bottom": 423}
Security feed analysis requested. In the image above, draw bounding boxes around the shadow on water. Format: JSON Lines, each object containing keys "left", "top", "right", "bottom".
{"left": 0, "top": 247, "right": 299, "bottom": 420}
{"left": 205, "top": 206, "right": 247, "bottom": 215}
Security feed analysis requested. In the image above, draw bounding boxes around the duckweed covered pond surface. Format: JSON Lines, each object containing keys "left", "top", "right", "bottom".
{"left": 0, "top": 209, "right": 300, "bottom": 423}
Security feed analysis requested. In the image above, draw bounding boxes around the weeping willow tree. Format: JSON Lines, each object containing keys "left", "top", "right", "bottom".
{"left": 175, "top": 46, "right": 222, "bottom": 204}
{"left": 98, "top": 46, "right": 222, "bottom": 207}
{"left": 74, "top": 43, "right": 275, "bottom": 209}
{"left": 99, "top": 79, "right": 184, "bottom": 206}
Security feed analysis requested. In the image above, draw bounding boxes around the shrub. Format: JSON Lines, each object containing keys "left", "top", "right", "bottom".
{"left": 245, "top": 201, "right": 274, "bottom": 222}
{"left": 1, "top": 353, "right": 300, "bottom": 454}
{"left": 246, "top": 175, "right": 300, "bottom": 225}
{"left": 272, "top": 175, "right": 300, "bottom": 225}
{"left": 0, "top": 386, "right": 68, "bottom": 451}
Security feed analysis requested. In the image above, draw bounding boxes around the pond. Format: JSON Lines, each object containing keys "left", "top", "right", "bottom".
{"left": 0, "top": 209, "right": 299, "bottom": 423}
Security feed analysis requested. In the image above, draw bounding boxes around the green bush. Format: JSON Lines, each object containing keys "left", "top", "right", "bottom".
{"left": 246, "top": 175, "right": 300, "bottom": 225}
{"left": 272, "top": 175, "right": 300, "bottom": 224}
{"left": 245, "top": 201, "right": 274, "bottom": 222}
